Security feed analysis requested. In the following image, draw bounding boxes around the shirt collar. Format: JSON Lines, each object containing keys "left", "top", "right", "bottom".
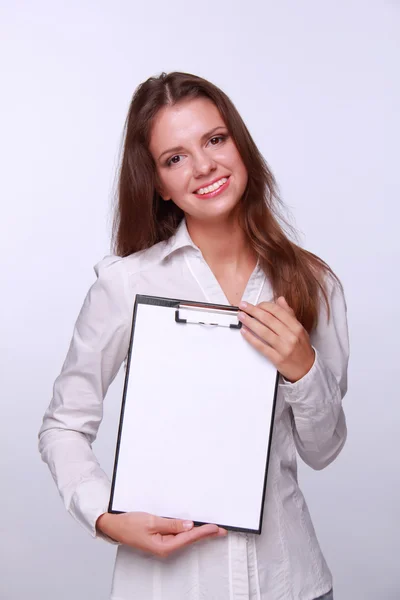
{"left": 161, "top": 218, "right": 200, "bottom": 261}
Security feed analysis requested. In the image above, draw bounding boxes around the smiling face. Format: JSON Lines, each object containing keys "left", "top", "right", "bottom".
{"left": 148, "top": 97, "right": 248, "bottom": 227}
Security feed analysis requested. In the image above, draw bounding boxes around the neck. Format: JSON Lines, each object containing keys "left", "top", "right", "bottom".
{"left": 185, "top": 214, "right": 257, "bottom": 274}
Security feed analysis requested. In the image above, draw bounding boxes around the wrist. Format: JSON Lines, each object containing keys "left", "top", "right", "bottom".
{"left": 96, "top": 512, "right": 115, "bottom": 535}
{"left": 283, "top": 349, "right": 316, "bottom": 384}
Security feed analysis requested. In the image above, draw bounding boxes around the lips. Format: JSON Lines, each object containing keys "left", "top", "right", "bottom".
{"left": 193, "top": 176, "right": 230, "bottom": 195}
{"left": 193, "top": 176, "right": 231, "bottom": 199}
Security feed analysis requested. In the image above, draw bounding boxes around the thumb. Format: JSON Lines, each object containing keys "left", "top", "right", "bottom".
{"left": 151, "top": 516, "right": 194, "bottom": 535}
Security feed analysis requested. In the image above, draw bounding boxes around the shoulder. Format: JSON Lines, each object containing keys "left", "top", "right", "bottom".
{"left": 93, "top": 239, "right": 170, "bottom": 282}
{"left": 312, "top": 267, "right": 348, "bottom": 346}
{"left": 319, "top": 269, "right": 347, "bottom": 316}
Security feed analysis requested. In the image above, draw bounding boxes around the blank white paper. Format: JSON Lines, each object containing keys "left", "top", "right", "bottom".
{"left": 110, "top": 301, "right": 278, "bottom": 532}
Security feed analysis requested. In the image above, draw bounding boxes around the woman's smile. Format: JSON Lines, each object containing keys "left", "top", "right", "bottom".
{"left": 193, "top": 176, "right": 230, "bottom": 199}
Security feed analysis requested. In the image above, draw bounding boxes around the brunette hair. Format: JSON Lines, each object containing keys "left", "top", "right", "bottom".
{"left": 113, "top": 71, "right": 340, "bottom": 332}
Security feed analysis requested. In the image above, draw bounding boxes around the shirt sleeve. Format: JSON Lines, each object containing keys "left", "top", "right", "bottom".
{"left": 279, "top": 273, "right": 350, "bottom": 470}
{"left": 38, "top": 256, "right": 132, "bottom": 541}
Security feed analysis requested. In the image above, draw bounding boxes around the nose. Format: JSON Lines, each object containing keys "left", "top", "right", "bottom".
{"left": 192, "top": 148, "right": 217, "bottom": 178}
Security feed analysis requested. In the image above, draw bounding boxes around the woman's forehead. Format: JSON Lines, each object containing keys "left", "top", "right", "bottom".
{"left": 149, "top": 98, "right": 225, "bottom": 151}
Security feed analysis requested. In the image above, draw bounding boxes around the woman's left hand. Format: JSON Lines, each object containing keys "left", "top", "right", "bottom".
{"left": 238, "top": 296, "right": 315, "bottom": 383}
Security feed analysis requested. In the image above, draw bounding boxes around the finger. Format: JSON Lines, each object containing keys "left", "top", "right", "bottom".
{"left": 153, "top": 524, "right": 221, "bottom": 556}
{"left": 155, "top": 529, "right": 225, "bottom": 546}
{"left": 150, "top": 516, "right": 194, "bottom": 535}
{"left": 240, "top": 301, "right": 288, "bottom": 336}
{"left": 183, "top": 524, "right": 220, "bottom": 540}
{"left": 239, "top": 303, "right": 288, "bottom": 339}
{"left": 241, "top": 325, "right": 282, "bottom": 366}
{"left": 175, "top": 525, "right": 228, "bottom": 539}
{"left": 238, "top": 310, "right": 281, "bottom": 349}
{"left": 159, "top": 534, "right": 175, "bottom": 542}
{"left": 240, "top": 300, "right": 300, "bottom": 335}
{"left": 206, "top": 529, "right": 228, "bottom": 540}
{"left": 276, "top": 296, "right": 293, "bottom": 314}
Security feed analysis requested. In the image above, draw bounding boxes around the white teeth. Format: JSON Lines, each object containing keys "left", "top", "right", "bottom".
{"left": 196, "top": 177, "right": 228, "bottom": 195}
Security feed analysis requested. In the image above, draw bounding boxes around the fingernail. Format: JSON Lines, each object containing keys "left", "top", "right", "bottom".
{"left": 238, "top": 311, "right": 246, "bottom": 320}
{"left": 183, "top": 520, "right": 193, "bottom": 530}
{"left": 239, "top": 301, "right": 247, "bottom": 309}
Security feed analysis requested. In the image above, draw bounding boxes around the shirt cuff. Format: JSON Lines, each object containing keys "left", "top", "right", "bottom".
{"left": 69, "top": 477, "right": 120, "bottom": 545}
{"left": 278, "top": 347, "right": 340, "bottom": 407}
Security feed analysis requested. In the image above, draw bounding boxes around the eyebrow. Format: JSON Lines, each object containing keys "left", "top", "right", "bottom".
{"left": 157, "top": 126, "right": 227, "bottom": 161}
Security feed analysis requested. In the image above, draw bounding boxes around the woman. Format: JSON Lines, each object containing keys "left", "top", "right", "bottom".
{"left": 39, "top": 71, "right": 349, "bottom": 600}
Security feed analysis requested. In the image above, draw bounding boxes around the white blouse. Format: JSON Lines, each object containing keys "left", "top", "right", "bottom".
{"left": 38, "top": 218, "right": 349, "bottom": 600}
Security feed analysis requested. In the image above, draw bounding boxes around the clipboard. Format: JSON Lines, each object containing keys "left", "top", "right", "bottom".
{"left": 108, "top": 294, "right": 279, "bottom": 534}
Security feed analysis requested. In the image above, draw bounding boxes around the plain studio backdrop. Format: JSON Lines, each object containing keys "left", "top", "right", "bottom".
{"left": 0, "top": 1, "right": 398, "bottom": 599}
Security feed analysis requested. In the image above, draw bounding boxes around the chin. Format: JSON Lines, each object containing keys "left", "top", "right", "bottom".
{"left": 178, "top": 192, "right": 242, "bottom": 224}
{"left": 193, "top": 205, "right": 240, "bottom": 225}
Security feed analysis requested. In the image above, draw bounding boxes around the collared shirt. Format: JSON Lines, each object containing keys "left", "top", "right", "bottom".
{"left": 38, "top": 218, "right": 349, "bottom": 600}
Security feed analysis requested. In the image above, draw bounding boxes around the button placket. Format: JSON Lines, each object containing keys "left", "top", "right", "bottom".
{"left": 229, "top": 532, "right": 250, "bottom": 599}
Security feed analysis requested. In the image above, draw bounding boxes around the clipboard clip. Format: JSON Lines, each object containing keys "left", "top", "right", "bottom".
{"left": 175, "top": 304, "right": 242, "bottom": 329}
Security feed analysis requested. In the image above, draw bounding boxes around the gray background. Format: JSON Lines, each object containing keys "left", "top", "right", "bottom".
{"left": 1, "top": 1, "right": 398, "bottom": 598}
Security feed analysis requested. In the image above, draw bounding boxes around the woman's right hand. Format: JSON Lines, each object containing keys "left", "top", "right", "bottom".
{"left": 96, "top": 512, "right": 227, "bottom": 557}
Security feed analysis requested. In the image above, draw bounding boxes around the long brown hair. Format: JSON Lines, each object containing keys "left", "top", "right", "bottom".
{"left": 113, "top": 71, "right": 340, "bottom": 332}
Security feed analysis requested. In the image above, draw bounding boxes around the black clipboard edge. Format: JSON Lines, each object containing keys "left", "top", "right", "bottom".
{"left": 107, "top": 511, "right": 261, "bottom": 535}
{"left": 107, "top": 295, "right": 141, "bottom": 514}
{"left": 135, "top": 294, "right": 243, "bottom": 311}
{"left": 108, "top": 294, "right": 279, "bottom": 537}
{"left": 256, "top": 370, "right": 280, "bottom": 535}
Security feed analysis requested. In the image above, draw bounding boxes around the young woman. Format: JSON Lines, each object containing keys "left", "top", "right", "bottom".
{"left": 39, "top": 71, "right": 349, "bottom": 600}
